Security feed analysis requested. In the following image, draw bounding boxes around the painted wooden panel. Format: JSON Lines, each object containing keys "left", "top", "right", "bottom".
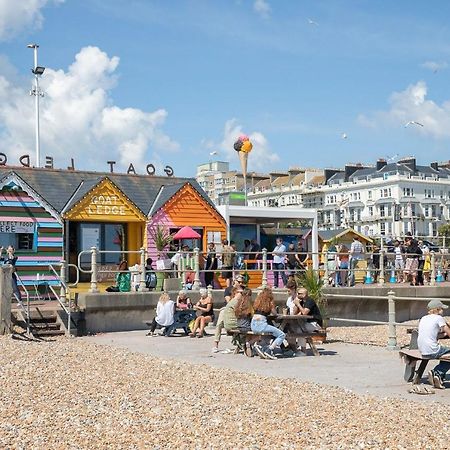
{"left": 0, "top": 186, "right": 63, "bottom": 287}
{"left": 64, "top": 178, "right": 146, "bottom": 222}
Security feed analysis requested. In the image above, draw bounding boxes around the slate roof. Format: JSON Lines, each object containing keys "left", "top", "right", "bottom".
{"left": 0, "top": 166, "right": 212, "bottom": 216}
{"left": 149, "top": 181, "right": 217, "bottom": 216}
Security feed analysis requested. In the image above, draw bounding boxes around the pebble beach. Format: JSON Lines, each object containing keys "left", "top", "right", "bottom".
{"left": 1, "top": 333, "right": 449, "bottom": 449}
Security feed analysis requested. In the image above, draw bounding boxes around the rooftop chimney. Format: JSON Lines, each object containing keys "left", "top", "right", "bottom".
{"left": 376, "top": 158, "right": 387, "bottom": 171}
{"left": 398, "top": 157, "right": 416, "bottom": 173}
{"left": 430, "top": 161, "right": 439, "bottom": 171}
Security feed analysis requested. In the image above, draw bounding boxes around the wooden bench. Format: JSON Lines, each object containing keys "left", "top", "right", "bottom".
{"left": 399, "top": 348, "right": 450, "bottom": 384}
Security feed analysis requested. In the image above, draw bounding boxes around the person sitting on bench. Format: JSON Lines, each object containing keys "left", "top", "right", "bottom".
{"left": 418, "top": 299, "right": 450, "bottom": 389}
{"left": 190, "top": 288, "right": 214, "bottom": 338}
{"left": 176, "top": 290, "right": 192, "bottom": 310}
{"left": 291, "top": 287, "right": 323, "bottom": 355}
{"left": 147, "top": 292, "right": 175, "bottom": 336}
{"left": 234, "top": 288, "right": 253, "bottom": 332}
{"left": 251, "top": 288, "right": 285, "bottom": 360}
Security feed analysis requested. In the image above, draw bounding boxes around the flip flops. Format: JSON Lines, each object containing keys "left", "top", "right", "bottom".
{"left": 408, "top": 385, "right": 435, "bottom": 395}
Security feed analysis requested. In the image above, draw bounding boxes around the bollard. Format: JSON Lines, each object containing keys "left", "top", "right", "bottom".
{"left": 378, "top": 248, "right": 385, "bottom": 285}
{"left": 207, "top": 283, "right": 213, "bottom": 298}
{"left": 89, "top": 246, "right": 99, "bottom": 293}
{"left": 387, "top": 290, "right": 398, "bottom": 350}
{"left": 192, "top": 248, "right": 201, "bottom": 290}
{"left": 139, "top": 247, "right": 148, "bottom": 292}
{"left": 430, "top": 252, "right": 436, "bottom": 286}
{"left": 262, "top": 248, "right": 268, "bottom": 289}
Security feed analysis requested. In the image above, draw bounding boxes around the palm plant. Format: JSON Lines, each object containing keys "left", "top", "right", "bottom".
{"left": 149, "top": 225, "right": 173, "bottom": 257}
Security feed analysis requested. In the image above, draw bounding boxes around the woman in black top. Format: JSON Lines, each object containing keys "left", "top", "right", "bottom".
{"left": 190, "top": 288, "right": 214, "bottom": 338}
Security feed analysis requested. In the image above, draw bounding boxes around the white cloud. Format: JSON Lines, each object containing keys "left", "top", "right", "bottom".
{"left": 0, "top": 0, "right": 64, "bottom": 41}
{"left": 421, "top": 61, "right": 448, "bottom": 73}
{"left": 253, "top": 0, "right": 271, "bottom": 19}
{"left": 215, "top": 118, "right": 279, "bottom": 171}
{"left": 358, "top": 81, "right": 450, "bottom": 139}
{"left": 0, "top": 46, "right": 179, "bottom": 169}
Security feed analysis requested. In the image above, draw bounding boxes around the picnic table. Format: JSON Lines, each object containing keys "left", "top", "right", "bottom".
{"left": 228, "top": 314, "right": 326, "bottom": 357}
{"left": 272, "top": 314, "right": 326, "bottom": 356}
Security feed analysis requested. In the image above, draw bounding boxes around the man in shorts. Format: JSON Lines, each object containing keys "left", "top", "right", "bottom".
{"left": 220, "top": 239, "right": 236, "bottom": 287}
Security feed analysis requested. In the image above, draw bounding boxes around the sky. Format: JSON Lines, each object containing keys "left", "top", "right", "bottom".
{"left": 1, "top": 1, "right": 450, "bottom": 177}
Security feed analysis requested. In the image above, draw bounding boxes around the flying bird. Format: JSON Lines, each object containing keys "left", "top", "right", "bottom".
{"left": 404, "top": 121, "right": 424, "bottom": 128}
{"left": 341, "top": 133, "right": 348, "bottom": 139}
{"left": 308, "top": 18, "right": 318, "bottom": 26}
{"left": 209, "top": 151, "right": 218, "bottom": 156}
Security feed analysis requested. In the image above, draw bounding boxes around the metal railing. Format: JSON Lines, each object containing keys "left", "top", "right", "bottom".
{"left": 75, "top": 246, "right": 450, "bottom": 292}
{"left": 49, "top": 263, "right": 72, "bottom": 336}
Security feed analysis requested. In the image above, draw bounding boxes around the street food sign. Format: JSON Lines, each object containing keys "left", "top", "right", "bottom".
{"left": 0, "top": 221, "right": 35, "bottom": 233}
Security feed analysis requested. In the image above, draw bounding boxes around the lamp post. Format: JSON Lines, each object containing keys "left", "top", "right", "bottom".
{"left": 27, "top": 44, "right": 45, "bottom": 168}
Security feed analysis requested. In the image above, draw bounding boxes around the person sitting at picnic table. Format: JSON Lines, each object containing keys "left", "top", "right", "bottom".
{"left": 285, "top": 279, "right": 298, "bottom": 315}
{"left": 212, "top": 284, "right": 243, "bottom": 353}
{"left": 251, "top": 288, "right": 286, "bottom": 360}
{"left": 418, "top": 299, "right": 450, "bottom": 389}
{"left": 291, "top": 287, "right": 323, "bottom": 355}
{"left": 234, "top": 287, "right": 253, "bottom": 332}
{"left": 190, "top": 288, "right": 214, "bottom": 338}
{"left": 106, "top": 260, "right": 131, "bottom": 292}
{"left": 147, "top": 292, "right": 175, "bottom": 336}
{"left": 176, "top": 290, "right": 192, "bottom": 310}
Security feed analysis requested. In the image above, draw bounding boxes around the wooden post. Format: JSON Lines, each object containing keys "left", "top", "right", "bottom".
{"left": 89, "top": 246, "right": 99, "bottom": 293}
{"left": 0, "top": 265, "right": 12, "bottom": 335}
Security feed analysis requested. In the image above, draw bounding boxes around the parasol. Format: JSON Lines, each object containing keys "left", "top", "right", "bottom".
{"left": 173, "top": 226, "right": 201, "bottom": 240}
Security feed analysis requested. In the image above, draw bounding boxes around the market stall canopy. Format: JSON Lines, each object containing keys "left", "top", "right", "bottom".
{"left": 173, "top": 226, "right": 201, "bottom": 240}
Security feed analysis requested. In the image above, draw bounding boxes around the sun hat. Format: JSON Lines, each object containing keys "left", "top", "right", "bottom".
{"left": 427, "top": 299, "right": 448, "bottom": 310}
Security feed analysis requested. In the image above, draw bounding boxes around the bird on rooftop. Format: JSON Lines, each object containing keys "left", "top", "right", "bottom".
{"left": 404, "top": 121, "right": 424, "bottom": 128}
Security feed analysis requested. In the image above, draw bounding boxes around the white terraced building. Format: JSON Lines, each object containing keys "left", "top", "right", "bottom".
{"left": 244, "top": 157, "right": 450, "bottom": 239}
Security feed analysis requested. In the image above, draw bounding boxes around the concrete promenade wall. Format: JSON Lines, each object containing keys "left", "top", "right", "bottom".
{"left": 77, "top": 285, "right": 450, "bottom": 334}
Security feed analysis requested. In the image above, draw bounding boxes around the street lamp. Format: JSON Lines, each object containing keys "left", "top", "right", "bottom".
{"left": 27, "top": 44, "right": 45, "bottom": 168}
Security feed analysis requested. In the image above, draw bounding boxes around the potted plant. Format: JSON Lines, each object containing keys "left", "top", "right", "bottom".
{"left": 149, "top": 225, "right": 173, "bottom": 290}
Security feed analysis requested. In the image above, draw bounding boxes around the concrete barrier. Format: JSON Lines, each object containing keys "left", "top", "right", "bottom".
{"left": 76, "top": 285, "right": 450, "bottom": 334}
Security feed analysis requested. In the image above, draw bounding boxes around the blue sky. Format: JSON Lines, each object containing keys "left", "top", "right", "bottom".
{"left": 1, "top": 0, "right": 450, "bottom": 176}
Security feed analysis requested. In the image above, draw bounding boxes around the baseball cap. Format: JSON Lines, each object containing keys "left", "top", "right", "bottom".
{"left": 427, "top": 299, "right": 448, "bottom": 310}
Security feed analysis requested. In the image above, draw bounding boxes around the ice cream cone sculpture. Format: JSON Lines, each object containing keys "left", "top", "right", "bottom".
{"left": 233, "top": 134, "right": 253, "bottom": 179}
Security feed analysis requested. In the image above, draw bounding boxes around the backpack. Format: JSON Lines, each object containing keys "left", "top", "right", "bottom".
{"left": 145, "top": 271, "right": 157, "bottom": 290}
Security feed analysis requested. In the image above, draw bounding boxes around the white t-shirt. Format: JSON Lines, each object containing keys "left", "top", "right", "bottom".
{"left": 273, "top": 244, "right": 286, "bottom": 264}
{"left": 156, "top": 300, "right": 175, "bottom": 327}
{"left": 394, "top": 247, "right": 403, "bottom": 261}
{"left": 418, "top": 314, "right": 446, "bottom": 355}
{"left": 286, "top": 295, "right": 295, "bottom": 315}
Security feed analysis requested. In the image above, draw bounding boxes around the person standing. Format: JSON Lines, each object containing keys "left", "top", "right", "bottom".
{"left": 394, "top": 240, "right": 405, "bottom": 283}
{"left": 418, "top": 300, "right": 450, "bottom": 389}
{"left": 0, "top": 245, "right": 22, "bottom": 301}
{"left": 349, "top": 236, "right": 365, "bottom": 286}
{"left": 204, "top": 242, "right": 218, "bottom": 288}
{"left": 220, "top": 239, "right": 236, "bottom": 288}
{"left": 272, "top": 237, "right": 287, "bottom": 288}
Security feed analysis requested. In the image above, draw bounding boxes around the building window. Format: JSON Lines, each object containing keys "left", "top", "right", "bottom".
{"left": 424, "top": 189, "right": 435, "bottom": 198}
{"left": 368, "top": 206, "right": 373, "bottom": 216}
{"left": 380, "top": 205, "right": 386, "bottom": 217}
{"left": 403, "top": 187, "right": 414, "bottom": 197}
{"left": 368, "top": 190, "right": 372, "bottom": 200}
{"left": 380, "top": 222, "right": 386, "bottom": 235}
{"left": 380, "top": 188, "right": 391, "bottom": 198}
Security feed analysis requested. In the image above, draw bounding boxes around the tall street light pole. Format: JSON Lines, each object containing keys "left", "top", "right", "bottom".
{"left": 27, "top": 44, "right": 45, "bottom": 168}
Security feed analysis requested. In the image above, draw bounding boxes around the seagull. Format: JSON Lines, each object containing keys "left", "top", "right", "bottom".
{"left": 308, "top": 18, "right": 318, "bottom": 26}
{"left": 209, "top": 151, "right": 218, "bottom": 156}
{"left": 386, "top": 153, "right": 399, "bottom": 162}
{"left": 404, "top": 121, "right": 424, "bottom": 128}
{"left": 341, "top": 133, "right": 348, "bottom": 139}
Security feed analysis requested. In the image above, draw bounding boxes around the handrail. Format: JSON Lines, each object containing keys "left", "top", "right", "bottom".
{"left": 48, "top": 263, "right": 71, "bottom": 336}
{"left": 14, "top": 272, "right": 30, "bottom": 336}
{"left": 67, "top": 263, "right": 80, "bottom": 287}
